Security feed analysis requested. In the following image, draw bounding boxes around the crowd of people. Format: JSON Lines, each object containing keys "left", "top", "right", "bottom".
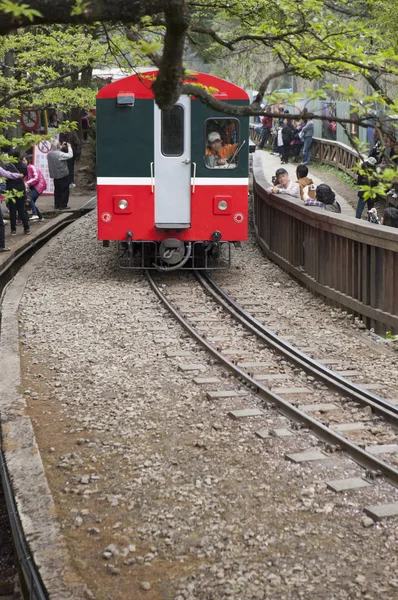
{"left": 0, "top": 137, "right": 80, "bottom": 252}
{"left": 354, "top": 132, "right": 398, "bottom": 223}
{"left": 0, "top": 109, "right": 93, "bottom": 252}
{"left": 266, "top": 161, "right": 398, "bottom": 229}
{"left": 256, "top": 107, "right": 314, "bottom": 166}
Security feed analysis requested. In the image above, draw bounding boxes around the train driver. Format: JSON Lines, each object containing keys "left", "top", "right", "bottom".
{"left": 205, "top": 132, "right": 238, "bottom": 167}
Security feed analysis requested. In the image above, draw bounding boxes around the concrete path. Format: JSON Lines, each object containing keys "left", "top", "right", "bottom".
{"left": 257, "top": 148, "right": 355, "bottom": 217}
{"left": 0, "top": 191, "right": 95, "bottom": 268}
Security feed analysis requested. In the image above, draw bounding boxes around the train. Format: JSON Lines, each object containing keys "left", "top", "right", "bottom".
{"left": 96, "top": 70, "right": 251, "bottom": 270}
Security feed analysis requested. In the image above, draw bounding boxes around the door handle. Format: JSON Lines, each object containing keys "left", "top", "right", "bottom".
{"left": 150, "top": 162, "right": 154, "bottom": 193}
{"left": 181, "top": 159, "right": 191, "bottom": 164}
{"left": 192, "top": 162, "right": 196, "bottom": 193}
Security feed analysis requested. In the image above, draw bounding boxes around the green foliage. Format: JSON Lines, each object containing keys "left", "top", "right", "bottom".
{"left": 71, "top": 0, "right": 91, "bottom": 17}
{"left": 0, "top": 0, "right": 41, "bottom": 21}
{"left": 0, "top": 24, "right": 111, "bottom": 154}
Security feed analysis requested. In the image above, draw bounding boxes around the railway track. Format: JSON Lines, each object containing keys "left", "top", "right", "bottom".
{"left": 147, "top": 270, "right": 398, "bottom": 504}
{"left": 0, "top": 202, "right": 94, "bottom": 600}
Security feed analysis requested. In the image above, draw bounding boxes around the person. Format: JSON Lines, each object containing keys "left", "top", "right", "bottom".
{"left": 47, "top": 140, "right": 73, "bottom": 209}
{"left": 367, "top": 207, "right": 380, "bottom": 224}
{"left": 296, "top": 164, "right": 316, "bottom": 201}
{"left": 382, "top": 207, "right": 398, "bottom": 228}
{"left": 280, "top": 118, "right": 294, "bottom": 164}
{"left": 368, "top": 130, "right": 384, "bottom": 164}
{"left": 81, "top": 110, "right": 91, "bottom": 141}
{"left": 271, "top": 107, "right": 284, "bottom": 156}
{"left": 3, "top": 148, "right": 30, "bottom": 235}
{"left": 59, "top": 130, "right": 82, "bottom": 188}
{"left": 257, "top": 114, "right": 272, "bottom": 149}
{"left": 301, "top": 117, "right": 314, "bottom": 165}
{"left": 205, "top": 132, "right": 238, "bottom": 167}
{"left": 23, "top": 154, "right": 46, "bottom": 221}
{"left": 291, "top": 119, "right": 304, "bottom": 162}
{"left": 266, "top": 168, "right": 300, "bottom": 198}
{"left": 382, "top": 135, "right": 396, "bottom": 166}
{"left": 48, "top": 111, "right": 60, "bottom": 128}
{"left": 328, "top": 120, "right": 337, "bottom": 140}
{"left": 355, "top": 157, "right": 378, "bottom": 219}
{"left": 386, "top": 176, "right": 398, "bottom": 208}
{"left": 0, "top": 164, "right": 26, "bottom": 250}
{"left": 304, "top": 183, "right": 341, "bottom": 213}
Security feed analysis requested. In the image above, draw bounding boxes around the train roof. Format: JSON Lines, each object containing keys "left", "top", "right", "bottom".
{"left": 97, "top": 69, "right": 249, "bottom": 101}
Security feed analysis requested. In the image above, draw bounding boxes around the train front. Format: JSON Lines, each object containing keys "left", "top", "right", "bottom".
{"left": 96, "top": 70, "right": 250, "bottom": 270}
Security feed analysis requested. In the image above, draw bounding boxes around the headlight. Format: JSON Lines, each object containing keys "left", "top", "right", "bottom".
{"left": 118, "top": 199, "right": 129, "bottom": 210}
{"left": 218, "top": 200, "right": 228, "bottom": 211}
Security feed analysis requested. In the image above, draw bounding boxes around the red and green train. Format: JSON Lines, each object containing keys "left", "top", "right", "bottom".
{"left": 96, "top": 70, "right": 250, "bottom": 270}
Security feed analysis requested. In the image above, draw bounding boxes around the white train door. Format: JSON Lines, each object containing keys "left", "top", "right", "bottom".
{"left": 154, "top": 95, "right": 191, "bottom": 229}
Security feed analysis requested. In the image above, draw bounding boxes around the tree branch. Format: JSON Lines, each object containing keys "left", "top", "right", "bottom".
{"left": 180, "top": 83, "right": 374, "bottom": 129}
{"left": 0, "top": 0, "right": 166, "bottom": 34}
{"left": 151, "top": 0, "right": 189, "bottom": 109}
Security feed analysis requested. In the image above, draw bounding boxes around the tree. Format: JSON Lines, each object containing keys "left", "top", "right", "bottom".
{"left": 0, "top": 23, "right": 116, "bottom": 155}
{"left": 2, "top": 1, "right": 398, "bottom": 161}
{"left": 1, "top": 1, "right": 398, "bottom": 112}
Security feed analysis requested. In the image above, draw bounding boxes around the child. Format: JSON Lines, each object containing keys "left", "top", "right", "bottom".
{"left": 296, "top": 163, "right": 316, "bottom": 201}
{"left": 23, "top": 154, "right": 46, "bottom": 221}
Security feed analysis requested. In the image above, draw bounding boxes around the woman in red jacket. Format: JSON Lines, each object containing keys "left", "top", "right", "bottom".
{"left": 23, "top": 154, "right": 47, "bottom": 221}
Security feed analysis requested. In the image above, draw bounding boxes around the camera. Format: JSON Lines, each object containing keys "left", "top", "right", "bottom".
{"left": 60, "top": 141, "right": 68, "bottom": 153}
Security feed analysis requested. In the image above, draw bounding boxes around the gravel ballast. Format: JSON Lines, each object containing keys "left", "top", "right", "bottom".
{"left": 15, "top": 211, "right": 398, "bottom": 600}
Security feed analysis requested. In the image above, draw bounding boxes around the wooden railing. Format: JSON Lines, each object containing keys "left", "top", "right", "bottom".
{"left": 250, "top": 125, "right": 362, "bottom": 177}
{"left": 252, "top": 154, "right": 398, "bottom": 335}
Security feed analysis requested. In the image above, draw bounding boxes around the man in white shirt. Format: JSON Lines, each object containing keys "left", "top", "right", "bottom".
{"left": 266, "top": 168, "right": 300, "bottom": 198}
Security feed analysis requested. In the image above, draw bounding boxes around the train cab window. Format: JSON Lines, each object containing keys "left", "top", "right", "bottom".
{"left": 204, "top": 118, "right": 240, "bottom": 169}
{"left": 161, "top": 104, "right": 184, "bottom": 156}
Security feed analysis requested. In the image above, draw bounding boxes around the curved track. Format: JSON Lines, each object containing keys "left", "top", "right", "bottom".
{"left": 147, "top": 270, "right": 398, "bottom": 488}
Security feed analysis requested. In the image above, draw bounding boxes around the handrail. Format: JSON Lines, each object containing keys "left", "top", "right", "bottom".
{"left": 249, "top": 126, "right": 364, "bottom": 177}
{"left": 252, "top": 153, "right": 398, "bottom": 335}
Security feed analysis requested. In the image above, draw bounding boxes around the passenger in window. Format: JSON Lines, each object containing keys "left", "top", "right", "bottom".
{"left": 205, "top": 132, "right": 238, "bottom": 168}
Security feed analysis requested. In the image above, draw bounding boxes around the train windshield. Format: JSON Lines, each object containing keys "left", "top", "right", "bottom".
{"left": 205, "top": 118, "right": 240, "bottom": 169}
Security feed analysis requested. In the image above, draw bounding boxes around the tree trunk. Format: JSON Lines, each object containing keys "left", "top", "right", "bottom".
{"left": 4, "top": 50, "right": 18, "bottom": 140}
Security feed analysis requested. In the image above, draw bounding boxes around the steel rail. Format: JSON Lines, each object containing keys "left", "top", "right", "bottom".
{"left": 0, "top": 203, "right": 95, "bottom": 600}
{"left": 146, "top": 270, "right": 398, "bottom": 488}
{"left": 197, "top": 272, "right": 398, "bottom": 425}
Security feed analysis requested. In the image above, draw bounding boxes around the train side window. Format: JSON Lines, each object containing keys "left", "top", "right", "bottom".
{"left": 204, "top": 118, "right": 240, "bottom": 169}
{"left": 161, "top": 104, "right": 184, "bottom": 156}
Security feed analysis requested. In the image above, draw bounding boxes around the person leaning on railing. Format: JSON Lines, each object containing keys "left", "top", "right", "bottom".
{"left": 382, "top": 207, "right": 398, "bottom": 228}
{"left": 266, "top": 168, "right": 300, "bottom": 198}
{"left": 304, "top": 184, "right": 341, "bottom": 213}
